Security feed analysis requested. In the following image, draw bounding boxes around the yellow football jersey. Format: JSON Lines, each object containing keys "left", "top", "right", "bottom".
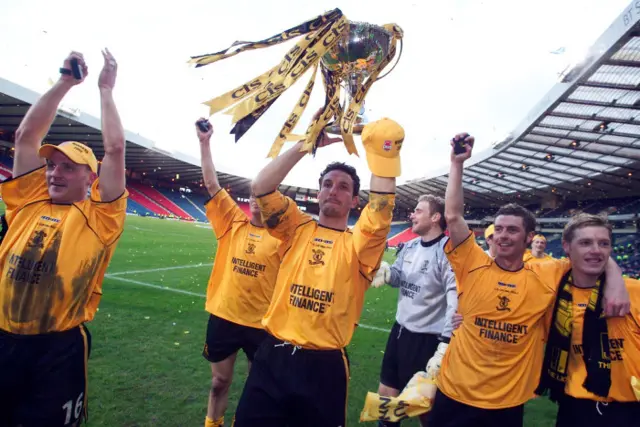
{"left": 438, "top": 232, "right": 570, "bottom": 409}
{"left": 204, "top": 189, "right": 281, "bottom": 329}
{"left": 256, "top": 190, "right": 394, "bottom": 350}
{"left": 523, "top": 250, "right": 554, "bottom": 264}
{"left": 0, "top": 167, "right": 127, "bottom": 334}
{"left": 564, "top": 278, "right": 640, "bottom": 402}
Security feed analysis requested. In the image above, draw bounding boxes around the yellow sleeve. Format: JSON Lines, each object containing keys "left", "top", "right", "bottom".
{"left": 82, "top": 179, "right": 129, "bottom": 246}
{"left": 256, "top": 190, "right": 313, "bottom": 243}
{"left": 352, "top": 192, "right": 395, "bottom": 280}
{"left": 626, "top": 278, "right": 640, "bottom": 326}
{"left": 532, "top": 258, "right": 572, "bottom": 293}
{"left": 0, "top": 166, "right": 49, "bottom": 225}
{"left": 444, "top": 231, "right": 490, "bottom": 291}
{"left": 204, "top": 189, "right": 247, "bottom": 239}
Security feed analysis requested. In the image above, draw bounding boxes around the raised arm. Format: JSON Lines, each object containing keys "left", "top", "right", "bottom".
{"left": 370, "top": 175, "right": 395, "bottom": 194}
{"left": 97, "top": 49, "right": 126, "bottom": 202}
{"left": 252, "top": 140, "right": 306, "bottom": 196}
{"left": 444, "top": 133, "right": 474, "bottom": 248}
{"left": 252, "top": 132, "right": 341, "bottom": 196}
{"left": 440, "top": 256, "right": 459, "bottom": 341}
{"left": 195, "top": 119, "right": 220, "bottom": 197}
{"left": 14, "top": 52, "right": 87, "bottom": 177}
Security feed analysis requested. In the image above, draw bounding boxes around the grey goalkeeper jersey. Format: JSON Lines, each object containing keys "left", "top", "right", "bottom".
{"left": 389, "top": 234, "right": 458, "bottom": 338}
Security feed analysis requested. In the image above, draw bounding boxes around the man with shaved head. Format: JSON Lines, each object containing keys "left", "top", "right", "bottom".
{"left": 0, "top": 50, "right": 127, "bottom": 426}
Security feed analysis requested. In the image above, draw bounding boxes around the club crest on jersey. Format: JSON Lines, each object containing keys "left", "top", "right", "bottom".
{"left": 420, "top": 260, "right": 429, "bottom": 273}
{"left": 27, "top": 230, "right": 47, "bottom": 249}
{"left": 496, "top": 295, "right": 511, "bottom": 312}
{"left": 246, "top": 242, "right": 256, "bottom": 255}
{"left": 309, "top": 249, "right": 325, "bottom": 266}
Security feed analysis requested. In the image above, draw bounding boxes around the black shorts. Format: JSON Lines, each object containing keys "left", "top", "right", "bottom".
{"left": 202, "top": 314, "right": 268, "bottom": 363}
{"left": 423, "top": 389, "right": 524, "bottom": 427}
{"left": 380, "top": 322, "right": 440, "bottom": 391}
{"left": 555, "top": 395, "right": 640, "bottom": 426}
{"left": 234, "top": 334, "right": 350, "bottom": 427}
{"left": 0, "top": 325, "right": 92, "bottom": 427}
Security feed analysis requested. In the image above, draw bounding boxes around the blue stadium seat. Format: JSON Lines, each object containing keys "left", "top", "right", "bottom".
{"left": 388, "top": 223, "right": 411, "bottom": 238}
{"left": 126, "top": 198, "right": 157, "bottom": 217}
{"left": 157, "top": 188, "right": 208, "bottom": 222}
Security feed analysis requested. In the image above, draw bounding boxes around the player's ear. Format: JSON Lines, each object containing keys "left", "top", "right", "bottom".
{"left": 525, "top": 231, "right": 535, "bottom": 246}
{"left": 351, "top": 196, "right": 359, "bottom": 209}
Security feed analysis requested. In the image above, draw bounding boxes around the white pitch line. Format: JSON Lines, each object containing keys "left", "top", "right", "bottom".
{"left": 104, "top": 271, "right": 390, "bottom": 333}
{"left": 108, "top": 263, "right": 213, "bottom": 276}
{"left": 104, "top": 275, "right": 207, "bottom": 298}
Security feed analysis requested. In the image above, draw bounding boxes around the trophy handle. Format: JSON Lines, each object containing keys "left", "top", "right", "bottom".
{"left": 374, "top": 38, "right": 403, "bottom": 82}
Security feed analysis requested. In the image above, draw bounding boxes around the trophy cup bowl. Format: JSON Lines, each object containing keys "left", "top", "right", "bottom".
{"left": 322, "top": 22, "right": 393, "bottom": 135}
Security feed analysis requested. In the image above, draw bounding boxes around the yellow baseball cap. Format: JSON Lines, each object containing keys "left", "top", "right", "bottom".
{"left": 361, "top": 118, "right": 404, "bottom": 178}
{"left": 484, "top": 224, "right": 495, "bottom": 240}
{"left": 39, "top": 141, "right": 98, "bottom": 173}
{"left": 533, "top": 234, "right": 546, "bottom": 242}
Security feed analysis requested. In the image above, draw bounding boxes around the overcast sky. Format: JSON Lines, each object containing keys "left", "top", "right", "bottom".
{"left": 0, "top": 0, "right": 631, "bottom": 189}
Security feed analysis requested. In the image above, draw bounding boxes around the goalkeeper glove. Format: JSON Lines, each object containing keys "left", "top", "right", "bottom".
{"left": 371, "top": 261, "right": 391, "bottom": 288}
{"left": 425, "top": 342, "right": 448, "bottom": 377}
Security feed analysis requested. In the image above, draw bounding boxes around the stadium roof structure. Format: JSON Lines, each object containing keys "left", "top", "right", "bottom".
{"left": 1, "top": 3, "right": 640, "bottom": 213}
{"left": 400, "top": 2, "right": 640, "bottom": 209}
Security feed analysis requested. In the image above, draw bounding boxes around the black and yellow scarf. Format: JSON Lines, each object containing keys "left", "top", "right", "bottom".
{"left": 535, "top": 271, "right": 611, "bottom": 402}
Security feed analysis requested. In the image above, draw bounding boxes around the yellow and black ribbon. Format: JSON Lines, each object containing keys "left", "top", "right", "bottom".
{"left": 188, "top": 9, "right": 343, "bottom": 67}
{"left": 189, "top": 10, "right": 403, "bottom": 159}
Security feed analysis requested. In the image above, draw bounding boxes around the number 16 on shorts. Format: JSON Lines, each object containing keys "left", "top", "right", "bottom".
{"left": 62, "top": 392, "right": 84, "bottom": 425}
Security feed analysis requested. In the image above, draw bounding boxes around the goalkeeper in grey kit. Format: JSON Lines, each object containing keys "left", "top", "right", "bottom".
{"left": 372, "top": 195, "right": 458, "bottom": 427}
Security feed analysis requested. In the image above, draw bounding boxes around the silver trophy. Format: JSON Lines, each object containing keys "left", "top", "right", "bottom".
{"left": 322, "top": 22, "right": 402, "bottom": 135}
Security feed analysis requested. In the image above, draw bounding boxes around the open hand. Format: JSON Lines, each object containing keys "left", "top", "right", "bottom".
{"left": 98, "top": 48, "right": 118, "bottom": 91}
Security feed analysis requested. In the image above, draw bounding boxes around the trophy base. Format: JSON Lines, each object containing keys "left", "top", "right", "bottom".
{"left": 325, "top": 122, "right": 365, "bottom": 135}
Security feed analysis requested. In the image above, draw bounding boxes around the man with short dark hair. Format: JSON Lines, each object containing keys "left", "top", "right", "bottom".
{"left": 233, "top": 117, "right": 403, "bottom": 427}
{"left": 0, "top": 50, "right": 127, "bottom": 427}
{"left": 373, "top": 194, "right": 457, "bottom": 427}
{"left": 537, "top": 213, "right": 640, "bottom": 426}
{"left": 423, "top": 133, "right": 629, "bottom": 427}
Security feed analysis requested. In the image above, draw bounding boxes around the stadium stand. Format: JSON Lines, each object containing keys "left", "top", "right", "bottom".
{"left": 157, "top": 188, "right": 208, "bottom": 222}
{"left": 128, "top": 182, "right": 192, "bottom": 220}
{"left": 126, "top": 198, "right": 157, "bottom": 217}
{"left": 388, "top": 222, "right": 411, "bottom": 239}
{"left": 388, "top": 227, "right": 418, "bottom": 247}
{"left": 126, "top": 186, "right": 172, "bottom": 217}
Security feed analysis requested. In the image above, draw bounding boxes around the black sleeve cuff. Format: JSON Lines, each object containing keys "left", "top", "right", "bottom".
{"left": 203, "top": 188, "right": 224, "bottom": 206}
{"left": 255, "top": 189, "right": 277, "bottom": 198}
